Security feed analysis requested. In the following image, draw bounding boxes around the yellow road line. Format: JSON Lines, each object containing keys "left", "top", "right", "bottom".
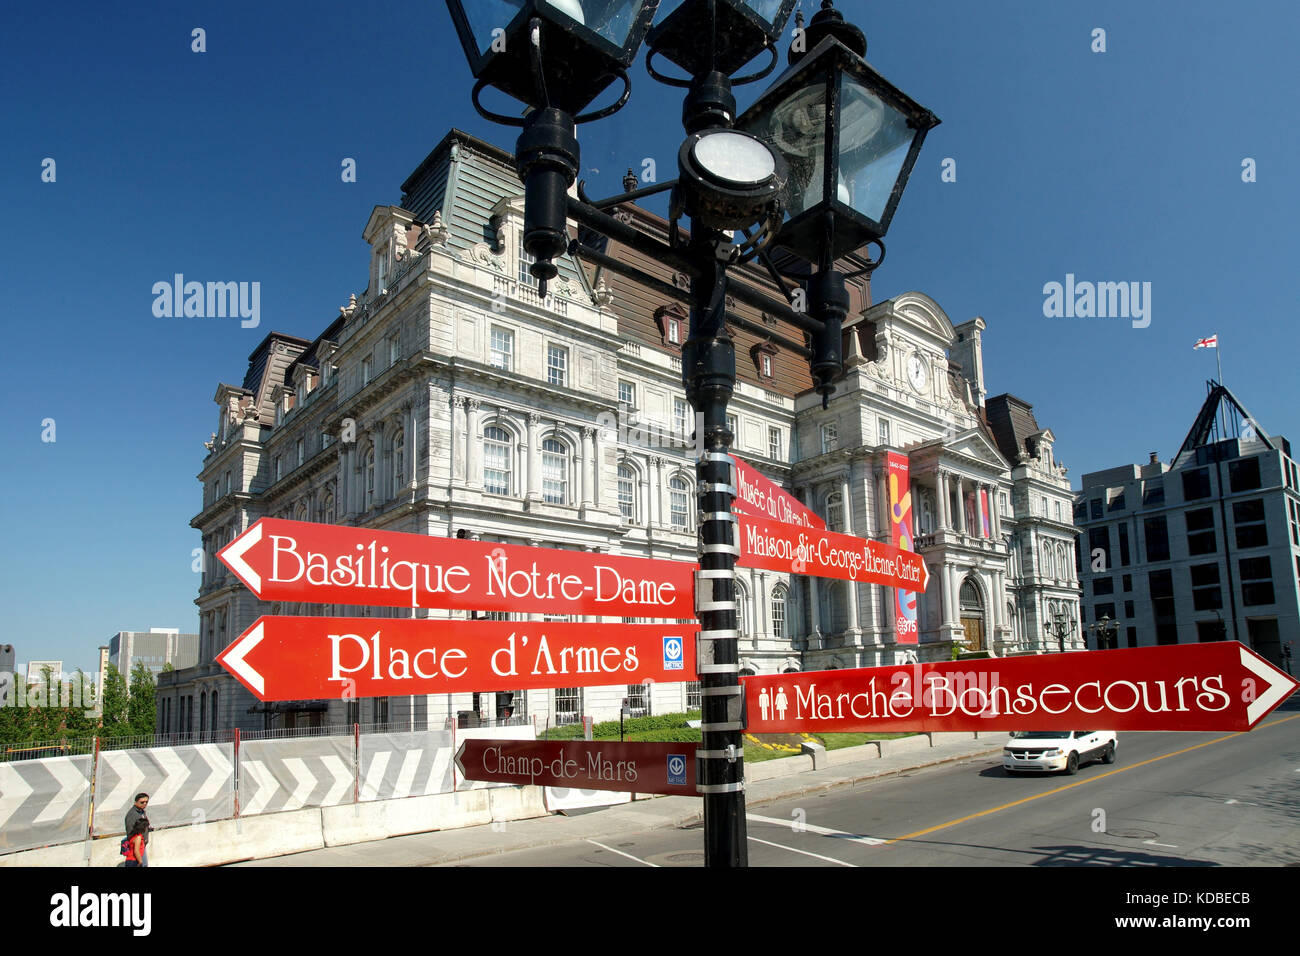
{"left": 881, "top": 712, "right": 1300, "bottom": 847}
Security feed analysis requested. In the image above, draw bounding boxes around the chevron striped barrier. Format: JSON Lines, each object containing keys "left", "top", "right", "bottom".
{"left": 93, "top": 744, "right": 234, "bottom": 834}
{"left": 0, "top": 755, "right": 93, "bottom": 854}
{"left": 238, "top": 736, "right": 356, "bottom": 816}
{"left": 358, "top": 731, "right": 456, "bottom": 802}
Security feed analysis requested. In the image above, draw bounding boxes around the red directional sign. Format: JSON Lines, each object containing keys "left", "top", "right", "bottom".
{"left": 218, "top": 518, "right": 697, "bottom": 618}
{"left": 216, "top": 617, "right": 698, "bottom": 703}
{"left": 742, "top": 643, "right": 1298, "bottom": 734}
{"left": 731, "top": 455, "right": 826, "bottom": 529}
{"left": 455, "top": 739, "right": 698, "bottom": 795}
{"left": 736, "top": 512, "right": 930, "bottom": 591}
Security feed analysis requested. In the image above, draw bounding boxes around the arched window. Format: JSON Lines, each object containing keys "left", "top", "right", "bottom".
{"left": 826, "top": 491, "right": 844, "bottom": 532}
{"left": 771, "top": 585, "right": 787, "bottom": 639}
{"left": 320, "top": 489, "right": 335, "bottom": 525}
{"left": 364, "top": 446, "right": 376, "bottom": 510}
{"left": 483, "top": 426, "right": 512, "bottom": 495}
{"left": 199, "top": 691, "right": 207, "bottom": 736}
{"left": 1042, "top": 542, "right": 1054, "bottom": 578}
{"left": 210, "top": 690, "right": 219, "bottom": 733}
{"left": 541, "top": 438, "right": 569, "bottom": 504}
{"left": 617, "top": 463, "right": 636, "bottom": 521}
{"left": 295, "top": 501, "right": 308, "bottom": 523}
{"left": 669, "top": 476, "right": 690, "bottom": 530}
{"left": 961, "top": 578, "right": 983, "bottom": 613}
{"left": 391, "top": 427, "right": 405, "bottom": 497}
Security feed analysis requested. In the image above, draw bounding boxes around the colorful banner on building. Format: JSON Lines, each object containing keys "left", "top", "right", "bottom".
{"left": 887, "top": 452, "right": 918, "bottom": 644}
{"left": 980, "top": 487, "right": 991, "bottom": 537}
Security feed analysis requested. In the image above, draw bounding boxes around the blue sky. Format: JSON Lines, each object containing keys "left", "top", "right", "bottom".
{"left": 1, "top": 0, "right": 1296, "bottom": 674}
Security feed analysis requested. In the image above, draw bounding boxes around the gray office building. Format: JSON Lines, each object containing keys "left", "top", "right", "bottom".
{"left": 108, "top": 628, "right": 199, "bottom": 680}
{"left": 1074, "top": 384, "right": 1300, "bottom": 666}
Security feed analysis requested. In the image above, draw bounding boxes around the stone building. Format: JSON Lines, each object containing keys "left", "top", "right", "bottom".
{"left": 160, "top": 129, "right": 1081, "bottom": 734}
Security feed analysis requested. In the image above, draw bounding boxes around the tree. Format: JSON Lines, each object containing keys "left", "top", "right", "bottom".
{"left": 99, "top": 665, "right": 131, "bottom": 738}
{"left": 128, "top": 661, "right": 157, "bottom": 737}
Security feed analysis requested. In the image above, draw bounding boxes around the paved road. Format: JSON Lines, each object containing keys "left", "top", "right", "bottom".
{"left": 444, "top": 708, "right": 1300, "bottom": 867}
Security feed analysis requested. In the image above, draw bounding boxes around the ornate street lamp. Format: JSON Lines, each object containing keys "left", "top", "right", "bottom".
{"left": 1044, "top": 611, "right": 1077, "bottom": 653}
{"left": 446, "top": 0, "right": 662, "bottom": 294}
{"left": 1087, "top": 614, "right": 1122, "bottom": 651}
{"left": 647, "top": 0, "right": 798, "bottom": 77}
{"left": 445, "top": 0, "right": 937, "bottom": 867}
{"left": 446, "top": 0, "right": 660, "bottom": 116}
{"left": 738, "top": 3, "right": 940, "bottom": 266}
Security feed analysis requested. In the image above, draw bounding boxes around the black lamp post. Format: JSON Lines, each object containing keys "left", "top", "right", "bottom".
{"left": 445, "top": 0, "right": 937, "bottom": 867}
{"left": 1044, "top": 611, "right": 1077, "bottom": 653}
{"left": 1087, "top": 615, "right": 1122, "bottom": 651}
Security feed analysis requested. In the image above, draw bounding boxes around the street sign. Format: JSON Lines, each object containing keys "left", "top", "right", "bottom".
{"left": 216, "top": 617, "right": 699, "bottom": 703}
{"left": 731, "top": 455, "right": 826, "bottom": 529}
{"left": 455, "top": 739, "right": 698, "bottom": 795}
{"left": 218, "top": 518, "right": 697, "bottom": 618}
{"left": 736, "top": 512, "right": 930, "bottom": 591}
{"left": 742, "top": 643, "right": 1298, "bottom": 734}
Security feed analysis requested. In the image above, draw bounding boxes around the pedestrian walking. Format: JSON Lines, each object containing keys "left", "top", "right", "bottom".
{"left": 123, "top": 819, "right": 148, "bottom": 868}
{"left": 124, "top": 793, "right": 151, "bottom": 867}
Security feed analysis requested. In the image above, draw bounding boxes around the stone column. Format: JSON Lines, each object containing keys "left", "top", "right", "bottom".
{"left": 651, "top": 456, "right": 666, "bottom": 528}
{"left": 953, "top": 475, "right": 966, "bottom": 534}
{"left": 451, "top": 396, "right": 466, "bottom": 482}
{"left": 841, "top": 473, "right": 859, "bottom": 634}
{"left": 990, "top": 485, "right": 1002, "bottom": 537}
{"left": 526, "top": 412, "right": 541, "bottom": 500}
{"left": 579, "top": 427, "right": 593, "bottom": 507}
{"left": 940, "top": 559, "right": 954, "bottom": 627}
{"left": 588, "top": 426, "right": 600, "bottom": 508}
{"left": 936, "top": 470, "right": 948, "bottom": 532}
{"left": 809, "top": 578, "right": 822, "bottom": 646}
{"left": 465, "top": 399, "right": 482, "bottom": 490}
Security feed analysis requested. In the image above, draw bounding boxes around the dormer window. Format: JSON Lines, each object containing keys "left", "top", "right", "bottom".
{"left": 654, "top": 305, "right": 686, "bottom": 352}
{"left": 751, "top": 342, "right": 778, "bottom": 384}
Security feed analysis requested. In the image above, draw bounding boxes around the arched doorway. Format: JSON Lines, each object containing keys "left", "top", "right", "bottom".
{"left": 960, "top": 578, "right": 986, "bottom": 652}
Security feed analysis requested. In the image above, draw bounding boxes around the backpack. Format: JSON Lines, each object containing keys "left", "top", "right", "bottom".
{"left": 120, "top": 836, "right": 131, "bottom": 856}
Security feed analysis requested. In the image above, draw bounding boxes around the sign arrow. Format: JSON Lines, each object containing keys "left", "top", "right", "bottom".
{"left": 742, "top": 643, "right": 1298, "bottom": 734}
{"left": 216, "top": 616, "right": 698, "bottom": 703}
{"left": 220, "top": 621, "right": 265, "bottom": 697}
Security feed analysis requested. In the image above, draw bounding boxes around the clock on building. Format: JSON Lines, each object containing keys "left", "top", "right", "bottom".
{"left": 907, "top": 352, "right": 929, "bottom": 392}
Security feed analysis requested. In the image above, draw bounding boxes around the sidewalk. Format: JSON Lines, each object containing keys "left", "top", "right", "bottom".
{"left": 233, "top": 732, "right": 1009, "bottom": 867}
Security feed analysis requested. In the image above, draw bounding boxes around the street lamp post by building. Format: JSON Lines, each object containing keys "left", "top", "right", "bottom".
{"left": 1044, "top": 611, "right": 1076, "bottom": 653}
{"left": 444, "top": 0, "right": 938, "bottom": 867}
{"left": 1087, "top": 614, "right": 1122, "bottom": 651}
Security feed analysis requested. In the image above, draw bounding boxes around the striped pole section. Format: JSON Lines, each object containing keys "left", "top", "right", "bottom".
{"left": 685, "top": 233, "right": 747, "bottom": 867}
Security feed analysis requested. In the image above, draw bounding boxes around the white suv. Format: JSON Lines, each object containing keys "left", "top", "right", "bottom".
{"left": 1003, "top": 730, "right": 1117, "bottom": 775}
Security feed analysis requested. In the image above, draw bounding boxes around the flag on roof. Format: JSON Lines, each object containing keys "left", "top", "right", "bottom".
{"left": 1193, "top": 335, "right": 1218, "bottom": 349}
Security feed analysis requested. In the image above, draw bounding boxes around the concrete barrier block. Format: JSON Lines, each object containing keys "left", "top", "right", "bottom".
{"left": 488, "top": 786, "right": 547, "bottom": 823}
{"left": 877, "top": 735, "right": 932, "bottom": 758}
{"left": 0, "top": 841, "right": 94, "bottom": 868}
{"left": 827, "top": 741, "right": 880, "bottom": 764}
{"left": 151, "top": 809, "right": 326, "bottom": 867}
{"left": 321, "top": 790, "right": 492, "bottom": 847}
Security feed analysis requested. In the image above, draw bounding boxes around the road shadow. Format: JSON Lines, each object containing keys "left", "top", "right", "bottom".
{"left": 1031, "top": 844, "right": 1217, "bottom": 867}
